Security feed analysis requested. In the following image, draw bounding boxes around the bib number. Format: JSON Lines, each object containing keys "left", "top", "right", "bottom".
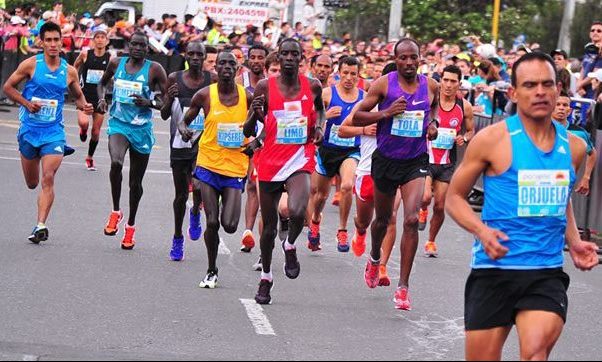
{"left": 329, "top": 125, "right": 355, "bottom": 148}
{"left": 30, "top": 97, "right": 58, "bottom": 123}
{"left": 517, "top": 170, "right": 570, "bottom": 217}
{"left": 275, "top": 110, "right": 308, "bottom": 145}
{"left": 184, "top": 107, "right": 205, "bottom": 131}
{"left": 431, "top": 128, "right": 457, "bottom": 150}
{"left": 217, "top": 123, "right": 245, "bottom": 148}
{"left": 391, "top": 110, "right": 425, "bottom": 138}
{"left": 86, "top": 70, "right": 104, "bottom": 85}
{"left": 113, "top": 79, "right": 143, "bottom": 104}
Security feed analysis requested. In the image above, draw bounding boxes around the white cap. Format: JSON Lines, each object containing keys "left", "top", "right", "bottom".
{"left": 587, "top": 69, "right": 602, "bottom": 82}
{"left": 42, "top": 11, "right": 56, "bottom": 21}
{"left": 460, "top": 79, "right": 472, "bottom": 91}
{"left": 10, "top": 16, "right": 26, "bottom": 25}
{"left": 476, "top": 43, "right": 496, "bottom": 59}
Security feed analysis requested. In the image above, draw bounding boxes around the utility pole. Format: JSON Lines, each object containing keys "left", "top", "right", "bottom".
{"left": 492, "top": 0, "right": 501, "bottom": 47}
{"left": 388, "top": 0, "right": 402, "bottom": 42}
{"left": 558, "top": 0, "right": 576, "bottom": 52}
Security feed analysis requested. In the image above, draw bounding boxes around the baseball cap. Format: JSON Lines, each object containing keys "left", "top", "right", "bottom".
{"left": 550, "top": 49, "right": 568, "bottom": 59}
{"left": 587, "top": 68, "right": 602, "bottom": 81}
{"left": 10, "top": 16, "right": 26, "bottom": 25}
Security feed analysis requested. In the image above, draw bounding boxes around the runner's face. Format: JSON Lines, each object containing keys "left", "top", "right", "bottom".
{"left": 441, "top": 71, "right": 460, "bottom": 97}
{"left": 313, "top": 55, "right": 333, "bottom": 82}
{"left": 216, "top": 53, "right": 238, "bottom": 81}
{"left": 248, "top": 49, "right": 267, "bottom": 75}
{"left": 553, "top": 96, "right": 572, "bottom": 122}
{"left": 510, "top": 60, "right": 558, "bottom": 120}
{"left": 204, "top": 53, "right": 217, "bottom": 72}
{"left": 267, "top": 63, "right": 280, "bottom": 77}
{"left": 129, "top": 35, "right": 148, "bottom": 60}
{"left": 42, "top": 31, "right": 62, "bottom": 57}
{"left": 395, "top": 42, "right": 420, "bottom": 80}
{"left": 339, "top": 63, "right": 359, "bottom": 91}
{"left": 93, "top": 34, "right": 108, "bottom": 50}
{"left": 185, "top": 44, "right": 206, "bottom": 71}
{"left": 278, "top": 42, "right": 302, "bottom": 75}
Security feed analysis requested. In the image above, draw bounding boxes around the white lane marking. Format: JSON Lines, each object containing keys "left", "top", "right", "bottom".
{"left": 218, "top": 237, "right": 231, "bottom": 255}
{"left": 21, "top": 355, "right": 39, "bottom": 361}
{"left": 0, "top": 156, "right": 171, "bottom": 175}
{"left": 0, "top": 119, "right": 170, "bottom": 136}
{"left": 239, "top": 299, "right": 276, "bottom": 336}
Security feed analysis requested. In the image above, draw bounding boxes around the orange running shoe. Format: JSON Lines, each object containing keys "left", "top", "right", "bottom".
{"left": 332, "top": 191, "right": 341, "bottom": 206}
{"left": 336, "top": 230, "right": 349, "bottom": 252}
{"left": 418, "top": 208, "right": 428, "bottom": 231}
{"left": 241, "top": 230, "right": 255, "bottom": 252}
{"left": 394, "top": 287, "right": 411, "bottom": 310}
{"left": 379, "top": 265, "right": 391, "bottom": 287}
{"left": 307, "top": 220, "right": 321, "bottom": 251}
{"left": 121, "top": 225, "right": 136, "bottom": 250}
{"left": 425, "top": 241, "right": 438, "bottom": 257}
{"left": 104, "top": 210, "right": 123, "bottom": 236}
{"left": 351, "top": 230, "right": 367, "bottom": 257}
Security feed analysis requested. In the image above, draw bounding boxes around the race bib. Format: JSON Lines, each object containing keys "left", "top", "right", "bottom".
{"left": 431, "top": 128, "right": 457, "bottom": 150}
{"left": 30, "top": 97, "right": 58, "bottom": 123}
{"left": 329, "top": 125, "right": 355, "bottom": 148}
{"left": 184, "top": 107, "right": 205, "bottom": 131}
{"left": 217, "top": 123, "right": 245, "bottom": 148}
{"left": 113, "top": 79, "right": 143, "bottom": 104}
{"left": 86, "top": 70, "right": 104, "bottom": 85}
{"left": 275, "top": 110, "right": 308, "bottom": 145}
{"left": 391, "top": 110, "right": 425, "bottom": 138}
{"left": 517, "top": 170, "right": 570, "bottom": 217}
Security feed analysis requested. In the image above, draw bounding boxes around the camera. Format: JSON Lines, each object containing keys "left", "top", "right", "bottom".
{"left": 585, "top": 43, "right": 600, "bottom": 55}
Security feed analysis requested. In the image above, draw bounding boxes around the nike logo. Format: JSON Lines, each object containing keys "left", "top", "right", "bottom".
{"left": 420, "top": 169, "right": 428, "bottom": 173}
{"left": 238, "top": 178, "right": 243, "bottom": 182}
{"left": 412, "top": 100, "right": 426, "bottom": 106}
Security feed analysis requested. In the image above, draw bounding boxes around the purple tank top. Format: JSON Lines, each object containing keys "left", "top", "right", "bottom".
{"left": 377, "top": 72, "right": 431, "bottom": 160}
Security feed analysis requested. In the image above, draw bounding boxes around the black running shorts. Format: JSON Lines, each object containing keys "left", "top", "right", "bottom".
{"left": 371, "top": 150, "right": 428, "bottom": 195}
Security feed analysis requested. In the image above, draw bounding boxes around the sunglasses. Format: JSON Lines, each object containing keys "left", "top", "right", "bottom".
{"left": 591, "top": 29, "right": 602, "bottom": 33}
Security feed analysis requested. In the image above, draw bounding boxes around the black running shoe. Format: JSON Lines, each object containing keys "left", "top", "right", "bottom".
{"left": 28, "top": 226, "right": 49, "bottom": 244}
{"left": 255, "top": 279, "right": 274, "bottom": 305}
{"left": 64, "top": 145, "right": 75, "bottom": 157}
{"left": 282, "top": 241, "right": 300, "bottom": 279}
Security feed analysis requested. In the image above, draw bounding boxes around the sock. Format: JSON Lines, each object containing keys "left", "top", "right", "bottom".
{"left": 261, "top": 271, "right": 273, "bottom": 282}
{"left": 244, "top": 229, "right": 252, "bottom": 235}
{"left": 37, "top": 222, "right": 46, "bottom": 229}
{"left": 88, "top": 139, "right": 99, "bottom": 158}
{"left": 285, "top": 239, "right": 296, "bottom": 251}
{"left": 370, "top": 256, "right": 381, "bottom": 265}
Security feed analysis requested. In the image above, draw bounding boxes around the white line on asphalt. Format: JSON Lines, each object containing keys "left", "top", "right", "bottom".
{"left": 239, "top": 299, "right": 276, "bottom": 336}
{"left": 21, "top": 355, "right": 39, "bottom": 361}
{"left": 218, "top": 237, "right": 231, "bottom": 255}
{"left": 0, "top": 156, "right": 171, "bottom": 175}
{"left": 0, "top": 119, "right": 170, "bottom": 136}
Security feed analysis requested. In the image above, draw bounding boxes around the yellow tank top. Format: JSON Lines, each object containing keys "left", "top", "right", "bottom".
{"left": 197, "top": 83, "right": 249, "bottom": 178}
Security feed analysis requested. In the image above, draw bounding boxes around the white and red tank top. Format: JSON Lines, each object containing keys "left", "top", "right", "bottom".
{"left": 428, "top": 98, "right": 464, "bottom": 165}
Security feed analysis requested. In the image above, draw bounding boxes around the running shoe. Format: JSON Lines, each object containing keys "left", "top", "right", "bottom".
{"left": 379, "top": 265, "right": 391, "bottom": 287}
{"left": 28, "top": 225, "right": 49, "bottom": 244}
{"left": 170, "top": 236, "right": 184, "bottom": 261}
{"left": 425, "top": 241, "right": 438, "bottom": 258}
{"left": 255, "top": 279, "right": 274, "bottom": 305}
{"left": 332, "top": 191, "right": 341, "bottom": 206}
{"left": 241, "top": 230, "right": 255, "bottom": 253}
{"left": 336, "top": 229, "right": 350, "bottom": 253}
{"left": 104, "top": 210, "right": 123, "bottom": 236}
{"left": 351, "top": 230, "right": 367, "bottom": 257}
{"left": 252, "top": 257, "right": 263, "bottom": 271}
{"left": 63, "top": 145, "right": 75, "bottom": 157}
{"left": 364, "top": 259, "right": 380, "bottom": 289}
{"left": 418, "top": 209, "right": 428, "bottom": 231}
{"left": 199, "top": 270, "right": 218, "bottom": 289}
{"left": 121, "top": 225, "right": 136, "bottom": 250}
{"left": 307, "top": 220, "right": 322, "bottom": 251}
{"left": 79, "top": 128, "right": 87, "bottom": 143}
{"left": 282, "top": 241, "right": 300, "bottom": 279}
{"left": 188, "top": 210, "right": 202, "bottom": 241}
{"left": 85, "top": 158, "right": 96, "bottom": 171}
{"left": 394, "top": 287, "right": 412, "bottom": 311}
{"left": 278, "top": 217, "right": 289, "bottom": 241}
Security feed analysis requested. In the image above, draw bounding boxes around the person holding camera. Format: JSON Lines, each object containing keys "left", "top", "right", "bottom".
{"left": 576, "top": 21, "right": 602, "bottom": 123}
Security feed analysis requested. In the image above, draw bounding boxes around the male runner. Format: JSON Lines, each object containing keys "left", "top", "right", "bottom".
{"left": 311, "top": 54, "right": 333, "bottom": 88}
{"left": 553, "top": 90, "right": 598, "bottom": 195}
{"left": 265, "top": 52, "right": 281, "bottom": 77}
{"left": 74, "top": 29, "right": 111, "bottom": 171}
{"left": 2, "top": 21, "right": 93, "bottom": 243}
{"left": 204, "top": 46, "right": 218, "bottom": 73}
{"left": 161, "top": 41, "right": 217, "bottom": 261}
{"left": 308, "top": 56, "right": 364, "bottom": 252}
{"left": 352, "top": 38, "right": 439, "bottom": 310}
{"left": 244, "top": 38, "right": 325, "bottom": 305}
{"left": 180, "top": 50, "right": 252, "bottom": 288}
{"left": 446, "top": 52, "right": 598, "bottom": 361}
{"left": 98, "top": 31, "right": 168, "bottom": 250}
{"left": 418, "top": 65, "right": 475, "bottom": 257}
{"left": 237, "top": 44, "right": 267, "bottom": 93}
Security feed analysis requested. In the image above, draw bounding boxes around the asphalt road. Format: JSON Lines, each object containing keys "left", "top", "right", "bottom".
{"left": 0, "top": 105, "right": 600, "bottom": 361}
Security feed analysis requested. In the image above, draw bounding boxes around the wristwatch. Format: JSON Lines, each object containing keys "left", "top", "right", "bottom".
{"left": 463, "top": 135, "right": 469, "bottom": 144}
{"left": 151, "top": 99, "right": 158, "bottom": 108}
{"left": 429, "top": 119, "right": 440, "bottom": 128}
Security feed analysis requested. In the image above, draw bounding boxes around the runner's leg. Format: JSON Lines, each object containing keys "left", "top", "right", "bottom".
{"left": 398, "top": 177, "right": 426, "bottom": 288}
{"left": 259, "top": 188, "right": 282, "bottom": 274}
{"left": 370, "top": 187, "right": 396, "bottom": 261}
{"left": 220, "top": 187, "right": 242, "bottom": 235}
{"left": 127, "top": 149, "right": 150, "bottom": 226}
{"left": 88, "top": 112, "right": 104, "bottom": 158}
{"left": 38, "top": 155, "right": 63, "bottom": 224}
{"left": 516, "top": 311, "right": 564, "bottom": 361}
{"left": 172, "top": 161, "right": 189, "bottom": 238}
{"left": 108, "top": 134, "right": 129, "bottom": 211}
{"left": 21, "top": 155, "right": 40, "bottom": 190}
{"left": 429, "top": 181, "right": 449, "bottom": 243}
{"left": 465, "top": 327, "right": 512, "bottom": 361}
{"left": 338, "top": 158, "right": 357, "bottom": 230}
{"left": 285, "top": 173, "right": 311, "bottom": 245}
{"left": 78, "top": 110, "right": 89, "bottom": 141}
{"left": 200, "top": 182, "right": 221, "bottom": 272}
{"left": 381, "top": 190, "right": 402, "bottom": 266}
{"left": 309, "top": 172, "right": 330, "bottom": 224}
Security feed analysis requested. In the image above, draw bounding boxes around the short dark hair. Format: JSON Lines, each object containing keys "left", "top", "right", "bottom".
{"left": 394, "top": 37, "right": 420, "bottom": 56}
{"left": 511, "top": 52, "right": 556, "bottom": 87}
{"left": 558, "top": 89, "right": 571, "bottom": 99}
{"left": 249, "top": 44, "right": 269, "bottom": 57}
{"left": 442, "top": 65, "right": 462, "bottom": 81}
{"left": 591, "top": 21, "right": 602, "bottom": 27}
{"left": 130, "top": 30, "right": 149, "bottom": 44}
{"left": 310, "top": 54, "right": 332, "bottom": 67}
{"left": 206, "top": 46, "right": 218, "bottom": 54}
{"left": 279, "top": 37, "right": 301, "bottom": 51}
{"left": 40, "top": 21, "right": 62, "bottom": 40}
{"left": 339, "top": 56, "right": 361, "bottom": 71}
{"left": 265, "top": 52, "right": 279, "bottom": 70}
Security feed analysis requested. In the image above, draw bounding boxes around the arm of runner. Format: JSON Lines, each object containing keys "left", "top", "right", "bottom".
{"left": 338, "top": 102, "right": 377, "bottom": 138}
{"left": 160, "top": 73, "right": 178, "bottom": 120}
{"left": 575, "top": 141, "right": 597, "bottom": 196}
{"left": 244, "top": 79, "right": 267, "bottom": 138}
{"left": 565, "top": 200, "right": 599, "bottom": 271}
{"left": 73, "top": 50, "right": 86, "bottom": 72}
{"left": 323, "top": 86, "right": 341, "bottom": 120}
{"left": 446, "top": 126, "right": 510, "bottom": 260}
{"left": 352, "top": 76, "right": 402, "bottom": 127}
{"left": 311, "top": 78, "right": 326, "bottom": 145}
{"left": 97, "top": 57, "right": 119, "bottom": 113}
{"left": 67, "top": 65, "right": 94, "bottom": 115}
{"left": 179, "top": 87, "right": 208, "bottom": 142}
{"left": 132, "top": 62, "right": 167, "bottom": 110}
{"left": 457, "top": 99, "right": 475, "bottom": 146}
{"left": 2, "top": 57, "right": 40, "bottom": 113}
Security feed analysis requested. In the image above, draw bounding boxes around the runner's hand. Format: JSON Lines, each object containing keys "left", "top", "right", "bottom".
{"left": 80, "top": 103, "right": 94, "bottom": 116}
{"left": 455, "top": 135, "right": 466, "bottom": 146}
{"left": 476, "top": 227, "right": 509, "bottom": 260}
{"left": 575, "top": 178, "right": 591, "bottom": 196}
{"left": 242, "top": 138, "right": 262, "bottom": 157}
{"left": 313, "top": 126, "right": 324, "bottom": 146}
{"left": 26, "top": 101, "right": 42, "bottom": 114}
{"left": 131, "top": 94, "right": 151, "bottom": 107}
{"left": 178, "top": 123, "right": 194, "bottom": 143}
{"left": 167, "top": 83, "right": 179, "bottom": 100}
{"left": 326, "top": 106, "right": 342, "bottom": 119}
{"left": 97, "top": 99, "right": 108, "bottom": 114}
{"left": 252, "top": 95, "right": 265, "bottom": 113}
{"left": 569, "top": 240, "right": 599, "bottom": 271}
{"left": 427, "top": 122, "right": 438, "bottom": 141}
{"left": 384, "top": 96, "right": 406, "bottom": 118}
{"left": 363, "top": 124, "right": 377, "bottom": 136}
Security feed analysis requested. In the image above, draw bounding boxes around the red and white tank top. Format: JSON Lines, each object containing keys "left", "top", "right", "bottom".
{"left": 256, "top": 75, "right": 317, "bottom": 182}
{"left": 428, "top": 98, "right": 464, "bottom": 165}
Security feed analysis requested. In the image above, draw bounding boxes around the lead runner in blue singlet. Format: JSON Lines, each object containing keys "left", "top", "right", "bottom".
{"left": 446, "top": 52, "right": 599, "bottom": 361}
{"left": 2, "top": 22, "right": 94, "bottom": 244}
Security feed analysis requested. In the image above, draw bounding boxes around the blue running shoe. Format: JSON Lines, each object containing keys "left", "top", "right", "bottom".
{"left": 28, "top": 225, "right": 49, "bottom": 244}
{"left": 188, "top": 210, "right": 202, "bottom": 241}
{"left": 170, "top": 236, "right": 184, "bottom": 261}
{"left": 64, "top": 145, "right": 75, "bottom": 157}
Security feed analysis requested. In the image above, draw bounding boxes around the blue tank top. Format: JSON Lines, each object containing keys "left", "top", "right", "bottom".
{"left": 109, "top": 57, "right": 153, "bottom": 126}
{"left": 19, "top": 54, "right": 68, "bottom": 129}
{"left": 473, "top": 115, "right": 576, "bottom": 270}
{"left": 377, "top": 72, "right": 430, "bottom": 160}
{"left": 323, "top": 86, "right": 364, "bottom": 149}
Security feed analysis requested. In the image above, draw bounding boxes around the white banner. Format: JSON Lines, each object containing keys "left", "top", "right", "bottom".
{"left": 201, "top": 0, "right": 271, "bottom": 28}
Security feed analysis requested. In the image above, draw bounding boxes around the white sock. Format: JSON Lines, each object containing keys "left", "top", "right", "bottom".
{"left": 370, "top": 256, "right": 381, "bottom": 265}
{"left": 261, "top": 271, "right": 273, "bottom": 281}
{"left": 37, "top": 222, "right": 46, "bottom": 229}
{"left": 244, "top": 229, "right": 252, "bottom": 235}
{"left": 284, "top": 237, "right": 296, "bottom": 251}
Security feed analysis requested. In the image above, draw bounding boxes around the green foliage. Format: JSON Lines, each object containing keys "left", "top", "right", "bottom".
{"left": 6, "top": 0, "right": 105, "bottom": 16}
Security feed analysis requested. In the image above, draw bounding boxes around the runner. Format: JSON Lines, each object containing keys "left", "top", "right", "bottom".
{"left": 2, "top": 21, "right": 93, "bottom": 243}
{"left": 552, "top": 90, "right": 598, "bottom": 196}
{"left": 98, "top": 31, "right": 168, "bottom": 250}
{"left": 204, "top": 46, "right": 218, "bottom": 73}
{"left": 311, "top": 54, "right": 333, "bottom": 88}
{"left": 352, "top": 38, "right": 439, "bottom": 310}
{"left": 307, "top": 56, "right": 364, "bottom": 252}
{"left": 179, "top": 50, "right": 252, "bottom": 288}
{"left": 244, "top": 38, "right": 325, "bottom": 305}
{"left": 446, "top": 52, "right": 598, "bottom": 361}
{"left": 73, "top": 29, "right": 112, "bottom": 171}
{"left": 160, "top": 41, "right": 217, "bottom": 261}
{"left": 418, "top": 65, "right": 475, "bottom": 257}
{"left": 237, "top": 44, "right": 267, "bottom": 93}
